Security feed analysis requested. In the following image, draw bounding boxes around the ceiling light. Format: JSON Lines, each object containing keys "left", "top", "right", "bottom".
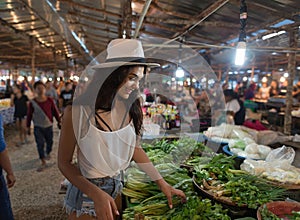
{"left": 235, "top": 0, "right": 247, "bottom": 66}
{"left": 280, "top": 76, "right": 286, "bottom": 83}
{"left": 235, "top": 41, "right": 246, "bottom": 66}
{"left": 262, "top": 30, "right": 286, "bottom": 40}
{"left": 175, "top": 66, "right": 184, "bottom": 78}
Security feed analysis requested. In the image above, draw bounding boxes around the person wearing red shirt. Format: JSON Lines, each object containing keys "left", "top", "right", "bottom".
{"left": 27, "top": 81, "right": 61, "bottom": 171}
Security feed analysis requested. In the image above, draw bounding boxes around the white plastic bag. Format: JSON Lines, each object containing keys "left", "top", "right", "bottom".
{"left": 265, "top": 145, "right": 295, "bottom": 164}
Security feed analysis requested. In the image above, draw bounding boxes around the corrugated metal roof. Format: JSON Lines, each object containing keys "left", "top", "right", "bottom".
{"left": 0, "top": 0, "right": 299, "bottom": 72}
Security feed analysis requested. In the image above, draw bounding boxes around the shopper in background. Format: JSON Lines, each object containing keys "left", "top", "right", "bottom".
{"left": 244, "top": 82, "right": 256, "bottom": 100}
{"left": 58, "top": 38, "right": 186, "bottom": 220}
{"left": 269, "top": 80, "right": 279, "bottom": 97}
{"left": 10, "top": 84, "right": 29, "bottom": 145}
{"left": 21, "top": 76, "right": 34, "bottom": 100}
{"left": 4, "top": 79, "right": 13, "bottom": 99}
{"left": 27, "top": 81, "right": 61, "bottom": 172}
{"left": 59, "top": 81, "right": 74, "bottom": 113}
{"left": 234, "top": 81, "right": 245, "bottom": 99}
{"left": 292, "top": 81, "right": 300, "bottom": 102}
{"left": 45, "top": 80, "right": 58, "bottom": 105}
{"left": 0, "top": 114, "right": 16, "bottom": 220}
{"left": 279, "top": 80, "right": 288, "bottom": 96}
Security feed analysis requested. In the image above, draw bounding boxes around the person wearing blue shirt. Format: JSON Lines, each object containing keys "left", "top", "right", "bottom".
{"left": 0, "top": 114, "right": 16, "bottom": 220}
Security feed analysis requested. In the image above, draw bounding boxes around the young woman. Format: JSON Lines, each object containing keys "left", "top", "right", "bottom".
{"left": 58, "top": 39, "right": 186, "bottom": 220}
{"left": 10, "top": 84, "right": 29, "bottom": 145}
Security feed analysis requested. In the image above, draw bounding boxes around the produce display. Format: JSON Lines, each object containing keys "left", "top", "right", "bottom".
{"left": 193, "top": 154, "right": 286, "bottom": 209}
{"left": 240, "top": 146, "right": 300, "bottom": 186}
{"left": 0, "top": 98, "right": 11, "bottom": 107}
{"left": 258, "top": 201, "right": 300, "bottom": 220}
{"left": 122, "top": 137, "right": 291, "bottom": 219}
{"left": 227, "top": 139, "right": 271, "bottom": 160}
{"left": 122, "top": 138, "right": 231, "bottom": 219}
{"left": 241, "top": 159, "right": 300, "bottom": 185}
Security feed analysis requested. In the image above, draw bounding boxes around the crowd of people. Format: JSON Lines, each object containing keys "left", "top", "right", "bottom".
{"left": 1, "top": 37, "right": 300, "bottom": 219}
{"left": 191, "top": 78, "right": 300, "bottom": 129}
{"left": 8, "top": 78, "right": 76, "bottom": 170}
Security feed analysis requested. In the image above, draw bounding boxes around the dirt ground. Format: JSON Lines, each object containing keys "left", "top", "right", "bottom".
{"left": 4, "top": 124, "right": 68, "bottom": 220}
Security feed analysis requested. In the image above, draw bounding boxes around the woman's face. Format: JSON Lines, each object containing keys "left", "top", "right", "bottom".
{"left": 117, "top": 66, "right": 144, "bottom": 99}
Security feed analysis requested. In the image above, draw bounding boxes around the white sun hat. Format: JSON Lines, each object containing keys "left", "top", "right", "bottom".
{"left": 92, "top": 38, "right": 160, "bottom": 69}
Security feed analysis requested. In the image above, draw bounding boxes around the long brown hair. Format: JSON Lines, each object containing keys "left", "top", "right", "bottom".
{"left": 74, "top": 65, "right": 145, "bottom": 136}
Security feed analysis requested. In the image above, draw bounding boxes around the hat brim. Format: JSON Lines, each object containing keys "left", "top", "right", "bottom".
{"left": 92, "top": 61, "right": 160, "bottom": 69}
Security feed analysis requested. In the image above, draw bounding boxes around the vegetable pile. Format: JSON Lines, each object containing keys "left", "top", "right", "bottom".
{"left": 123, "top": 163, "right": 231, "bottom": 219}
{"left": 122, "top": 138, "right": 231, "bottom": 219}
{"left": 193, "top": 154, "right": 286, "bottom": 209}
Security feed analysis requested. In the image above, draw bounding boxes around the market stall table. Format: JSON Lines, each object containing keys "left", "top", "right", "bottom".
{"left": 0, "top": 106, "right": 15, "bottom": 125}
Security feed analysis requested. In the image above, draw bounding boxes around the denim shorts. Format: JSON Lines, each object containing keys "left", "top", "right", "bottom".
{"left": 64, "top": 175, "right": 122, "bottom": 217}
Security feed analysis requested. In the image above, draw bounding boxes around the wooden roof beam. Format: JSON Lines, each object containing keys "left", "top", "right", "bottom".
{"left": 146, "top": 0, "right": 191, "bottom": 19}
{"left": 59, "top": 0, "right": 121, "bottom": 18}
{"left": 121, "top": 0, "right": 133, "bottom": 38}
{"left": 68, "top": 11, "right": 119, "bottom": 27}
{"left": 136, "top": 16, "right": 243, "bottom": 28}
{"left": 171, "top": 0, "right": 229, "bottom": 39}
{"left": 0, "top": 55, "right": 32, "bottom": 59}
{"left": 69, "top": 22, "right": 119, "bottom": 35}
{"left": 8, "top": 18, "right": 40, "bottom": 25}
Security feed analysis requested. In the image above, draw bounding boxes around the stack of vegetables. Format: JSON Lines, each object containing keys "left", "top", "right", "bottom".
{"left": 193, "top": 154, "right": 286, "bottom": 209}
{"left": 122, "top": 138, "right": 231, "bottom": 219}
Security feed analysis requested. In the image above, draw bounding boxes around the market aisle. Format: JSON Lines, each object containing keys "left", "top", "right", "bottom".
{"left": 4, "top": 124, "right": 67, "bottom": 219}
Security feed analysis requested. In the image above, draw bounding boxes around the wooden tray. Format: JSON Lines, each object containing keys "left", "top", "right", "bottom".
{"left": 192, "top": 176, "right": 246, "bottom": 207}
{"left": 192, "top": 176, "right": 257, "bottom": 218}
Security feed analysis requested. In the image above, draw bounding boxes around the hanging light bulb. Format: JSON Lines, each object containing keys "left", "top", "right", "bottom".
{"left": 175, "top": 37, "right": 185, "bottom": 78}
{"left": 235, "top": 41, "right": 246, "bottom": 65}
{"left": 235, "top": 0, "right": 247, "bottom": 66}
{"left": 175, "top": 66, "right": 184, "bottom": 78}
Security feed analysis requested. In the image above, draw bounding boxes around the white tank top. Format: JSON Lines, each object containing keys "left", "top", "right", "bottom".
{"left": 77, "top": 107, "right": 136, "bottom": 178}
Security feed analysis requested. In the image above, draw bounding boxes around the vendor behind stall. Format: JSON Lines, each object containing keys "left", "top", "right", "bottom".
{"left": 257, "top": 82, "right": 270, "bottom": 100}
{"left": 223, "top": 89, "right": 245, "bottom": 125}
{"left": 292, "top": 81, "right": 300, "bottom": 102}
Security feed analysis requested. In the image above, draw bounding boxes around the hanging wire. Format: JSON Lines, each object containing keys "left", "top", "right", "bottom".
{"left": 239, "top": 0, "right": 247, "bottom": 42}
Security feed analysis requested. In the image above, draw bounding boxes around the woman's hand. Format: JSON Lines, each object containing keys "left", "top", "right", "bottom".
{"left": 156, "top": 178, "right": 186, "bottom": 209}
{"left": 92, "top": 189, "right": 119, "bottom": 220}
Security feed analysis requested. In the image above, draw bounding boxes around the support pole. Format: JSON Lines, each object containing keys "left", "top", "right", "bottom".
{"left": 250, "top": 66, "right": 254, "bottom": 81}
{"left": 218, "top": 68, "right": 222, "bottom": 81}
{"left": 31, "top": 38, "right": 36, "bottom": 85}
{"left": 284, "top": 28, "right": 298, "bottom": 135}
{"left": 120, "top": 0, "right": 132, "bottom": 38}
{"left": 65, "top": 56, "right": 69, "bottom": 79}
{"left": 53, "top": 50, "right": 58, "bottom": 79}
{"left": 133, "top": 0, "right": 152, "bottom": 39}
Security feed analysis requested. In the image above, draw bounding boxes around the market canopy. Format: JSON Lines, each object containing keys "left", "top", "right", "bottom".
{"left": 0, "top": 0, "right": 299, "bottom": 71}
